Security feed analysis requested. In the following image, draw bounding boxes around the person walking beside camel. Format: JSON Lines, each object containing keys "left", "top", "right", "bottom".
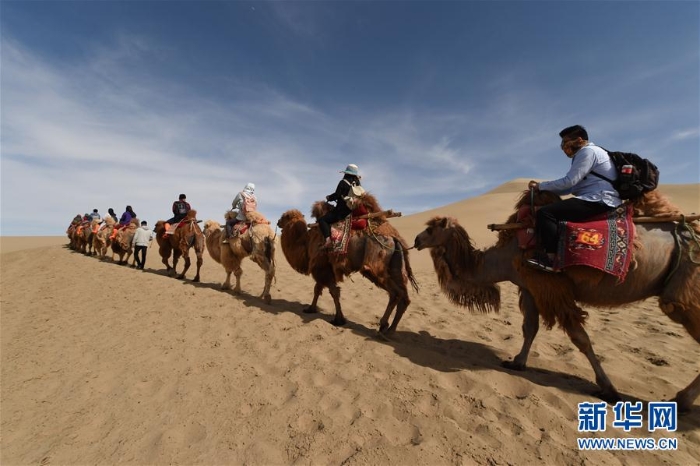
{"left": 131, "top": 220, "right": 153, "bottom": 270}
{"left": 526, "top": 125, "right": 621, "bottom": 272}
{"left": 318, "top": 164, "right": 363, "bottom": 249}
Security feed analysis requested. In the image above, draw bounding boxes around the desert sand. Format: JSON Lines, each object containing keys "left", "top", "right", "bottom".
{"left": 1, "top": 181, "right": 699, "bottom": 465}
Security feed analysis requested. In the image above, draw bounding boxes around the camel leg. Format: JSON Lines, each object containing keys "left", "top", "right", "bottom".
{"left": 161, "top": 254, "right": 172, "bottom": 272}
{"left": 171, "top": 251, "right": 181, "bottom": 277}
{"left": 662, "top": 300, "right": 700, "bottom": 412}
{"left": 378, "top": 294, "right": 400, "bottom": 334}
{"left": 233, "top": 266, "right": 243, "bottom": 294}
{"left": 503, "top": 289, "right": 540, "bottom": 370}
{"left": 673, "top": 374, "right": 700, "bottom": 413}
{"left": 260, "top": 264, "right": 274, "bottom": 304}
{"left": 304, "top": 283, "right": 324, "bottom": 313}
{"left": 192, "top": 252, "right": 202, "bottom": 283}
{"left": 328, "top": 283, "right": 346, "bottom": 326}
{"left": 385, "top": 294, "right": 410, "bottom": 335}
{"left": 177, "top": 250, "right": 191, "bottom": 280}
{"left": 222, "top": 269, "right": 233, "bottom": 290}
{"left": 565, "top": 322, "right": 620, "bottom": 403}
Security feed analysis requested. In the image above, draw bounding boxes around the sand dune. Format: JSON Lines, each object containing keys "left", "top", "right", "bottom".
{"left": 1, "top": 182, "right": 699, "bottom": 465}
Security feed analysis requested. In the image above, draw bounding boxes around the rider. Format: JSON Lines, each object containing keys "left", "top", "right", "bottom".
{"left": 318, "top": 164, "right": 362, "bottom": 249}
{"left": 111, "top": 205, "right": 137, "bottom": 239}
{"left": 224, "top": 183, "right": 256, "bottom": 244}
{"left": 89, "top": 209, "right": 101, "bottom": 222}
{"left": 167, "top": 194, "right": 191, "bottom": 226}
{"left": 107, "top": 208, "right": 119, "bottom": 223}
{"left": 526, "top": 125, "right": 621, "bottom": 272}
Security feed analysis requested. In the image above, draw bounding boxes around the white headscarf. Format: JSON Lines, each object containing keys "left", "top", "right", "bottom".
{"left": 243, "top": 183, "right": 255, "bottom": 194}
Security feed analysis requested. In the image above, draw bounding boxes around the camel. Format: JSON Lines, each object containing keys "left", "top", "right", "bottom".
{"left": 202, "top": 210, "right": 275, "bottom": 303}
{"left": 413, "top": 190, "right": 700, "bottom": 412}
{"left": 110, "top": 218, "right": 139, "bottom": 265}
{"left": 79, "top": 219, "right": 100, "bottom": 256}
{"left": 93, "top": 216, "right": 116, "bottom": 260}
{"left": 276, "top": 194, "right": 418, "bottom": 335}
{"left": 153, "top": 210, "right": 204, "bottom": 282}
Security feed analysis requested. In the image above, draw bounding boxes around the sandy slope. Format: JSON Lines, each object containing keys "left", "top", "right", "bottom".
{"left": 1, "top": 182, "right": 699, "bottom": 465}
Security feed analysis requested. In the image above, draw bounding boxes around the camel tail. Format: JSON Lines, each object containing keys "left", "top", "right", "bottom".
{"left": 396, "top": 238, "right": 419, "bottom": 293}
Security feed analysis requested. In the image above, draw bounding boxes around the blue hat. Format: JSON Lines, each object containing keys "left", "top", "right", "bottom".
{"left": 340, "top": 164, "right": 359, "bottom": 176}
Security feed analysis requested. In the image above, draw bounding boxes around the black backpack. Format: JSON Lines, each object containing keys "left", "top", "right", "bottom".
{"left": 590, "top": 148, "right": 660, "bottom": 200}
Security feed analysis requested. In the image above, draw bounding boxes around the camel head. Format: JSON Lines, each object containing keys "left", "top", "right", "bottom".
{"left": 203, "top": 220, "right": 221, "bottom": 237}
{"left": 414, "top": 216, "right": 466, "bottom": 251}
{"left": 277, "top": 209, "right": 305, "bottom": 229}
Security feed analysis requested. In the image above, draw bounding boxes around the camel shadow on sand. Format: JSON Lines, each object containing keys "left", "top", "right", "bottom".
{"left": 142, "top": 267, "right": 700, "bottom": 427}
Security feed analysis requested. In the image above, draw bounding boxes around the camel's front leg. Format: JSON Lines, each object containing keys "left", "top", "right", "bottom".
{"left": 233, "top": 267, "right": 243, "bottom": 294}
{"left": 192, "top": 252, "right": 202, "bottom": 283}
{"left": 222, "top": 269, "right": 233, "bottom": 290}
{"left": 328, "top": 283, "right": 346, "bottom": 326}
{"left": 566, "top": 321, "right": 620, "bottom": 403}
{"left": 503, "top": 289, "right": 540, "bottom": 370}
{"left": 171, "top": 251, "right": 181, "bottom": 277}
{"left": 304, "top": 283, "right": 324, "bottom": 313}
{"left": 177, "top": 249, "right": 191, "bottom": 280}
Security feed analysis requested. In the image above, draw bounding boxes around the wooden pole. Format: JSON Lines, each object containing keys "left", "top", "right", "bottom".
{"left": 487, "top": 213, "right": 700, "bottom": 231}
{"left": 308, "top": 210, "right": 402, "bottom": 227}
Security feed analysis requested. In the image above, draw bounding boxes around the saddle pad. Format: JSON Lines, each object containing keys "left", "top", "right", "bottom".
{"left": 556, "top": 204, "right": 635, "bottom": 281}
{"left": 330, "top": 216, "right": 353, "bottom": 255}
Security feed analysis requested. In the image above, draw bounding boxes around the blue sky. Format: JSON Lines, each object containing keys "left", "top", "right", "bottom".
{"left": 1, "top": 1, "right": 698, "bottom": 236}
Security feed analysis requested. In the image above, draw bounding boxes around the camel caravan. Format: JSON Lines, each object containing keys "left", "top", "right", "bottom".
{"left": 65, "top": 151, "right": 700, "bottom": 412}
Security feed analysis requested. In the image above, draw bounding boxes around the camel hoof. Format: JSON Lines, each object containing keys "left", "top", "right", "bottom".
{"left": 263, "top": 294, "right": 271, "bottom": 305}
{"left": 376, "top": 330, "right": 392, "bottom": 342}
{"left": 502, "top": 360, "right": 527, "bottom": 371}
{"left": 302, "top": 307, "right": 318, "bottom": 314}
{"left": 176, "top": 274, "right": 185, "bottom": 280}
{"left": 330, "top": 317, "right": 347, "bottom": 327}
{"left": 670, "top": 396, "right": 692, "bottom": 414}
{"left": 593, "top": 389, "right": 622, "bottom": 404}
{"left": 192, "top": 277, "right": 200, "bottom": 283}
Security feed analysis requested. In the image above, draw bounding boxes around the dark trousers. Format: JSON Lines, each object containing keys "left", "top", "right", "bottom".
{"left": 536, "top": 198, "right": 614, "bottom": 254}
{"left": 319, "top": 206, "right": 351, "bottom": 239}
{"left": 134, "top": 245, "right": 148, "bottom": 269}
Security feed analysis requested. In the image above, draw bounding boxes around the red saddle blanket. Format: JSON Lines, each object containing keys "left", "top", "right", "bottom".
{"left": 232, "top": 222, "right": 251, "bottom": 236}
{"left": 329, "top": 216, "right": 353, "bottom": 255}
{"left": 556, "top": 204, "right": 635, "bottom": 280}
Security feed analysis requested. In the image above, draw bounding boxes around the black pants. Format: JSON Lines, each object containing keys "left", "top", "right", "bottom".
{"left": 134, "top": 245, "right": 148, "bottom": 269}
{"left": 318, "top": 206, "right": 351, "bottom": 239}
{"left": 536, "top": 198, "right": 614, "bottom": 254}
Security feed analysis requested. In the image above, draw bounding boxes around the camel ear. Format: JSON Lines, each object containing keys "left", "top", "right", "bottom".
{"left": 439, "top": 217, "right": 449, "bottom": 228}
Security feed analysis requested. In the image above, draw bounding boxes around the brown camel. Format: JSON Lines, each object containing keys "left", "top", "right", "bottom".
{"left": 111, "top": 218, "right": 139, "bottom": 265}
{"left": 276, "top": 194, "right": 418, "bottom": 334}
{"left": 153, "top": 210, "right": 204, "bottom": 282}
{"left": 413, "top": 190, "right": 700, "bottom": 412}
{"left": 66, "top": 222, "right": 81, "bottom": 250}
{"left": 202, "top": 210, "right": 275, "bottom": 303}
{"left": 79, "top": 219, "right": 100, "bottom": 256}
{"left": 93, "top": 216, "right": 116, "bottom": 260}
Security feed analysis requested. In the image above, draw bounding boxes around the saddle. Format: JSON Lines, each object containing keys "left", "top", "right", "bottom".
{"left": 327, "top": 204, "right": 371, "bottom": 254}
{"left": 519, "top": 204, "right": 636, "bottom": 280}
